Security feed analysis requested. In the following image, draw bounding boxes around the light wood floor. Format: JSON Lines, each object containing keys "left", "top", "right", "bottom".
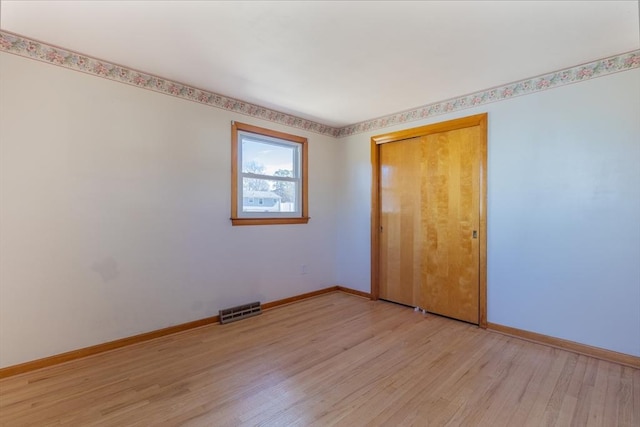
{"left": 0, "top": 292, "right": 638, "bottom": 426}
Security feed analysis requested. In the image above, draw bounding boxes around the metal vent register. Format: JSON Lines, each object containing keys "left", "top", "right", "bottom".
{"left": 219, "top": 301, "right": 262, "bottom": 324}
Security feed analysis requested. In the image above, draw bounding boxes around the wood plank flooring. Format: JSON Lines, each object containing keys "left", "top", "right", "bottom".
{"left": 0, "top": 292, "right": 638, "bottom": 426}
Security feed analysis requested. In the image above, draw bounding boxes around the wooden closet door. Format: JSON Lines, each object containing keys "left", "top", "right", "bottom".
{"left": 379, "top": 137, "right": 424, "bottom": 306}
{"left": 418, "top": 127, "right": 480, "bottom": 323}
{"left": 372, "top": 114, "right": 487, "bottom": 326}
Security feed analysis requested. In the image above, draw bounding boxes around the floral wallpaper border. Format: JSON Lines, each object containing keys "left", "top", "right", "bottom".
{"left": 337, "top": 50, "right": 640, "bottom": 137}
{"left": 1, "top": 30, "right": 638, "bottom": 139}
{"left": 0, "top": 31, "right": 339, "bottom": 137}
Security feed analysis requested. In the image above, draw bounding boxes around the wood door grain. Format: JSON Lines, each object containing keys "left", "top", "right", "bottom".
{"left": 372, "top": 114, "right": 488, "bottom": 326}
{"left": 379, "top": 137, "right": 424, "bottom": 306}
{"left": 420, "top": 127, "right": 480, "bottom": 323}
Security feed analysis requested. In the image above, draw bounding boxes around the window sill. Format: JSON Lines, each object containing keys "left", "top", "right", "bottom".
{"left": 231, "top": 217, "right": 310, "bottom": 226}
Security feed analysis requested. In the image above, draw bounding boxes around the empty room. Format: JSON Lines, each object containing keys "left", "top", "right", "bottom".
{"left": 0, "top": 1, "right": 639, "bottom": 425}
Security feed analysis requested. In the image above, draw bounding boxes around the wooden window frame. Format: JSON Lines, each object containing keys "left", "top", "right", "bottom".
{"left": 231, "top": 121, "right": 309, "bottom": 226}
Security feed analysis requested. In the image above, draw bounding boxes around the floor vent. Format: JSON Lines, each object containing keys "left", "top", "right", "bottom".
{"left": 219, "top": 301, "right": 262, "bottom": 324}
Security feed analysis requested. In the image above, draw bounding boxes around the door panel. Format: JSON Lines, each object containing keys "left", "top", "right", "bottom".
{"left": 378, "top": 125, "right": 481, "bottom": 324}
{"left": 420, "top": 128, "right": 480, "bottom": 323}
{"left": 379, "top": 137, "right": 423, "bottom": 306}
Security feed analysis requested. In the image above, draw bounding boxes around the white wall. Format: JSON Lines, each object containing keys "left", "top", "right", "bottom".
{"left": 1, "top": 52, "right": 638, "bottom": 368}
{"left": 336, "top": 69, "right": 640, "bottom": 357}
{"left": 0, "top": 53, "right": 341, "bottom": 368}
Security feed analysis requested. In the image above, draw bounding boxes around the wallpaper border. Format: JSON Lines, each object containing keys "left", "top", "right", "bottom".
{"left": 1, "top": 30, "right": 638, "bottom": 139}
{"left": 337, "top": 50, "right": 639, "bottom": 137}
{"left": 0, "top": 30, "right": 340, "bottom": 137}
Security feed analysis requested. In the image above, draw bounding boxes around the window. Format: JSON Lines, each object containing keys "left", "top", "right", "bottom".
{"left": 231, "top": 121, "right": 309, "bottom": 225}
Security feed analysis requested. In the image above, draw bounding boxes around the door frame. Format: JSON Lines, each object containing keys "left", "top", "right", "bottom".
{"left": 370, "top": 113, "right": 488, "bottom": 328}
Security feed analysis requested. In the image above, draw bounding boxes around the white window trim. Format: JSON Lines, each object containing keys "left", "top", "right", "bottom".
{"left": 237, "top": 131, "right": 302, "bottom": 219}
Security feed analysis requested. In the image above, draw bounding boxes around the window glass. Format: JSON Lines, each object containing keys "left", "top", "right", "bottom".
{"left": 231, "top": 122, "right": 309, "bottom": 225}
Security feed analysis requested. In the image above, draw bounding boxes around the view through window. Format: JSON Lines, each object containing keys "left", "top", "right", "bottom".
{"left": 241, "top": 135, "right": 299, "bottom": 213}
{"left": 231, "top": 122, "right": 309, "bottom": 225}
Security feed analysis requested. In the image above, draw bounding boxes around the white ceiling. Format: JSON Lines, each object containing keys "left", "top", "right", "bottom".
{"left": 1, "top": 1, "right": 638, "bottom": 128}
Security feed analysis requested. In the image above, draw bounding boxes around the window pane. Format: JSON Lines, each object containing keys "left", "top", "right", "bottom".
{"left": 232, "top": 122, "right": 308, "bottom": 224}
{"left": 242, "top": 178, "right": 298, "bottom": 213}
{"left": 242, "top": 138, "right": 297, "bottom": 178}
